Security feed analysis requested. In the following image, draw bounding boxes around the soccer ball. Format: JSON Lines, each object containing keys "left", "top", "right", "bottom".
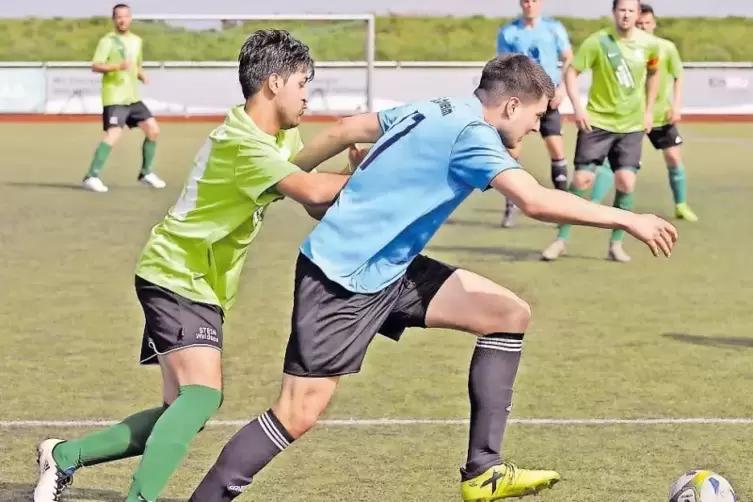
{"left": 669, "top": 470, "right": 737, "bottom": 502}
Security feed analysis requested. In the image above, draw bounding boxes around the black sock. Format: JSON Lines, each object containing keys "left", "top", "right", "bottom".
{"left": 462, "top": 332, "right": 524, "bottom": 480}
{"left": 551, "top": 159, "right": 568, "bottom": 191}
{"left": 188, "top": 409, "right": 294, "bottom": 502}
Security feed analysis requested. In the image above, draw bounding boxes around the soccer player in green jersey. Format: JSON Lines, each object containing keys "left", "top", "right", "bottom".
{"left": 541, "top": 0, "right": 661, "bottom": 263}
{"left": 82, "top": 3, "right": 166, "bottom": 193}
{"left": 33, "top": 30, "right": 353, "bottom": 502}
{"left": 589, "top": 4, "right": 699, "bottom": 222}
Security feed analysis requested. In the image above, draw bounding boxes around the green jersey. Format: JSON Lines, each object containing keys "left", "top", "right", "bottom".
{"left": 572, "top": 27, "right": 660, "bottom": 133}
{"left": 135, "top": 105, "right": 304, "bottom": 312}
{"left": 653, "top": 37, "right": 683, "bottom": 127}
{"left": 92, "top": 31, "right": 143, "bottom": 106}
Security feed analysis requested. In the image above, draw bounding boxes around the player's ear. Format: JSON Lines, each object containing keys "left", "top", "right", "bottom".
{"left": 504, "top": 97, "right": 522, "bottom": 120}
{"left": 268, "top": 73, "right": 283, "bottom": 95}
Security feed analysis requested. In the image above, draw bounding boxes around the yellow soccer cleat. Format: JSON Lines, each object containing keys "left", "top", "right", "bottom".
{"left": 674, "top": 203, "right": 698, "bottom": 222}
{"left": 461, "top": 463, "right": 561, "bottom": 501}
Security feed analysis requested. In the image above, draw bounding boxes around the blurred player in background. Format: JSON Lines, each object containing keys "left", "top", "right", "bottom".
{"left": 589, "top": 4, "right": 698, "bottom": 222}
{"left": 541, "top": 0, "right": 661, "bottom": 262}
{"left": 186, "top": 54, "right": 677, "bottom": 502}
{"left": 82, "top": 3, "right": 166, "bottom": 193}
{"left": 496, "top": 0, "right": 573, "bottom": 227}
{"left": 33, "top": 30, "right": 352, "bottom": 502}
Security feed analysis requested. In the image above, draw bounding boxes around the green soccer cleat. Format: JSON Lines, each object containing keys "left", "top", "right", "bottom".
{"left": 674, "top": 203, "right": 698, "bottom": 222}
{"left": 461, "top": 463, "right": 561, "bottom": 501}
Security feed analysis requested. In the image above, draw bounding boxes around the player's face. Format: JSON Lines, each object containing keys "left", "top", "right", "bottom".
{"left": 495, "top": 95, "right": 548, "bottom": 148}
{"left": 112, "top": 7, "right": 132, "bottom": 33}
{"left": 274, "top": 70, "right": 309, "bottom": 129}
{"left": 636, "top": 12, "right": 656, "bottom": 34}
{"left": 520, "top": 0, "right": 542, "bottom": 20}
{"left": 612, "top": 0, "right": 639, "bottom": 32}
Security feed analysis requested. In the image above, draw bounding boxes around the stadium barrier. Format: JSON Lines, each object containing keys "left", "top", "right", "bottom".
{"left": 2, "top": 61, "right": 753, "bottom": 122}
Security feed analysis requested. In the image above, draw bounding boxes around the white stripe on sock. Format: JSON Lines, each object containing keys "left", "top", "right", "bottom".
{"left": 476, "top": 341, "right": 522, "bottom": 353}
{"left": 260, "top": 412, "right": 290, "bottom": 449}
{"left": 476, "top": 339, "right": 523, "bottom": 348}
{"left": 258, "top": 413, "right": 287, "bottom": 451}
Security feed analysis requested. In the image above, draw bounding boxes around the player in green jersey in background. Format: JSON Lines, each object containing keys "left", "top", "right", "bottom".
{"left": 541, "top": 0, "right": 661, "bottom": 263}
{"left": 589, "top": 4, "right": 698, "bottom": 222}
{"left": 82, "top": 3, "right": 166, "bottom": 193}
{"left": 33, "top": 29, "right": 358, "bottom": 502}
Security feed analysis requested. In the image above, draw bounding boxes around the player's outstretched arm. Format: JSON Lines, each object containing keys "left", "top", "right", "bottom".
{"left": 293, "top": 113, "right": 383, "bottom": 172}
{"left": 275, "top": 171, "right": 349, "bottom": 207}
{"left": 491, "top": 169, "right": 678, "bottom": 257}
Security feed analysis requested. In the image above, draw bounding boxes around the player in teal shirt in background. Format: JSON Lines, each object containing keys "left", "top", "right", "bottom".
{"left": 496, "top": 0, "right": 573, "bottom": 227}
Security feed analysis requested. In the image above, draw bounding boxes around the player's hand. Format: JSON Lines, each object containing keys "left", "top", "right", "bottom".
{"left": 550, "top": 86, "right": 566, "bottom": 110}
{"left": 342, "top": 144, "right": 370, "bottom": 173}
{"left": 574, "top": 110, "right": 591, "bottom": 132}
{"left": 139, "top": 72, "right": 150, "bottom": 84}
{"left": 644, "top": 112, "right": 653, "bottom": 133}
{"left": 625, "top": 213, "right": 678, "bottom": 257}
{"left": 669, "top": 106, "right": 682, "bottom": 124}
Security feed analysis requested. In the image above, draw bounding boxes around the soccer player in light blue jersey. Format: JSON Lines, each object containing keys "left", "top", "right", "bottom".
{"left": 187, "top": 54, "right": 677, "bottom": 502}
{"left": 497, "top": 0, "right": 573, "bottom": 227}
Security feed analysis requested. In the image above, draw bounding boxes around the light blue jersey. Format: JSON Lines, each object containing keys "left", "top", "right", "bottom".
{"left": 300, "top": 96, "right": 520, "bottom": 293}
{"left": 497, "top": 17, "right": 571, "bottom": 86}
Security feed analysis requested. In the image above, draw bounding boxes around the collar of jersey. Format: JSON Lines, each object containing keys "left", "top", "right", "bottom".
{"left": 230, "top": 105, "right": 281, "bottom": 142}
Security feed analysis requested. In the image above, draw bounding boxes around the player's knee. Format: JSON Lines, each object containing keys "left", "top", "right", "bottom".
{"left": 664, "top": 148, "right": 681, "bottom": 167}
{"left": 104, "top": 127, "right": 123, "bottom": 144}
{"left": 147, "top": 123, "right": 160, "bottom": 141}
{"left": 614, "top": 171, "right": 636, "bottom": 193}
{"left": 480, "top": 295, "right": 531, "bottom": 334}
{"left": 281, "top": 403, "right": 322, "bottom": 438}
{"left": 573, "top": 171, "right": 594, "bottom": 190}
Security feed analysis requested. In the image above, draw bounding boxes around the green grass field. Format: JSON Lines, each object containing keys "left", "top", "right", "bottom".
{"left": 1, "top": 121, "right": 752, "bottom": 502}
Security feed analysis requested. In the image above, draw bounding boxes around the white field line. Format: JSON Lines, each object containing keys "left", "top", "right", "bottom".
{"left": 3, "top": 417, "right": 753, "bottom": 428}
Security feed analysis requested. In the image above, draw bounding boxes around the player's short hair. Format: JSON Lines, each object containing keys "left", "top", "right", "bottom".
{"left": 474, "top": 54, "right": 555, "bottom": 106}
{"left": 238, "top": 29, "right": 315, "bottom": 100}
{"left": 112, "top": 3, "right": 129, "bottom": 15}
{"left": 640, "top": 3, "right": 655, "bottom": 15}
{"left": 612, "top": 0, "right": 641, "bottom": 10}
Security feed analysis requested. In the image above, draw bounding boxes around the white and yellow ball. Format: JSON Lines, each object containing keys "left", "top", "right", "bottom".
{"left": 669, "top": 470, "right": 736, "bottom": 502}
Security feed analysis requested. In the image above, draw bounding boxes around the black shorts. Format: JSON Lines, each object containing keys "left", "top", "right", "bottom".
{"left": 574, "top": 127, "right": 643, "bottom": 171}
{"left": 283, "top": 254, "right": 456, "bottom": 378}
{"left": 135, "top": 276, "right": 224, "bottom": 365}
{"left": 647, "top": 124, "right": 683, "bottom": 150}
{"left": 103, "top": 101, "right": 153, "bottom": 131}
{"left": 539, "top": 105, "right": 562, "bottom": 138}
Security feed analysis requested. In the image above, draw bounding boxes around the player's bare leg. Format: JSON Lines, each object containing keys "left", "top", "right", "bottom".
{"left": 425, "top": 269, "right": 560, "bottom": 499}
{"left": 541, "top": 168, "right": 596, "bottom": 261}
{"left": 607, "top": 168, "right": 637, "bottom": 262}
{"left": 544, "top": 134, "right": 569, "bottom": 191}
{"left": 82, "top": 126, "right": 124, "bottom": 193}
{"left": 188, "top": 375, "right": 339, "bottom": 502}
{"left": 663, "top": 146, "right": 697, "bottom": 222}
{"left": 501, "top": 145, "right": 521, "bottom": 227}
{"left": 137, "top": 117, "right": 166, "bottom": 188}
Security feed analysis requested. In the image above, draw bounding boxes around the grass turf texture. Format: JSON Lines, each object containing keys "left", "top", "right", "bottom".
{"left": 1, "top": 122, "right": 751, "bottom": 501}
{"left": 2, "top": 16, "right": 753, "bottom": 62}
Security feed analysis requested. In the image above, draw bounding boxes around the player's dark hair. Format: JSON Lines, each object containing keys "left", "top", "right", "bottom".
{"left": 474, "top": 54, "right": 555, "bottom": 106}
{"left": 612, "top": 0, "right": 641, "bottom": 10}
{"left": 238, "top": 29, "right": 315, "bottom": 99}
{"left": 112, "top": 3, "right": 129, "bottom": 16}
{"left": 640, "top": 3, "right": 655, "bottom": 15}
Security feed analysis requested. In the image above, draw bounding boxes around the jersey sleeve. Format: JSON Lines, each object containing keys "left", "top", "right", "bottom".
{"left": 667, "top": 42, "right": 683, "bottom": 78}
{"left": 235, "top": 141, "right": 301, "bottom": 202}
{"left": 571, "top": 34, "right": 599, "bottom": 73}
{"left": 92, "top": 36, "right": 112, "bottom": 64}
{"left": 553, "top": 21, "right": 572, "bottom": 55}
{"left": 449, "top": 123, "right": 521, "bottom": 191}
{"left": 377, "top": 103, "right": 417, "bottom": 133}
{"left": 496, "top": 26, "right": 514, "bottom": 53}
{"left": 647, "top": 38, "right": 661, "bottom": 71}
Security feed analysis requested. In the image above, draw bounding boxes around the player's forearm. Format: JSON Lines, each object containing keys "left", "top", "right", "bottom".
{"left": 564, "top": 66, "right": 584, "bottom": 113}
{"left": 645, "top": 70, "right": 661, "bottom": 115}
{"left": 277, "top": 171, "right": 349, "bottom": 206}
{"left": 520, "top": 186, "right": 633, "bottom": 229}
{"left": 558, "top": 53, "right": 573, "bottom": 92}
{"left": 294, "top": 114, "right": 382, "bottom": 172}
{"left": 672, "top": 76, "right": 684, "bottom": 111}
{"left": 92, "top": 63, "right": 120, "bottom": 73}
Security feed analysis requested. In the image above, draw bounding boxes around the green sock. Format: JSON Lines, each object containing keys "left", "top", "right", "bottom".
{"left": 590, "top": 162, "right": 615, "bottom": 204}
{"left": 668, "top": 164, "right": 687, "bottom": 204}
{"left": 52, "top": 406, "right": 166, "bottom": 471}
{"left": 87, "top": 142, "right": 112, "bottom": 178}
{"left": 557, "top": 184, "right": 588, "bottom": 240}
{"left": 611, "top": 190, "right": 634, "bottom": 242}
{"left": 127, "top": 385, "right": 222, "bottom": 502}
{"left": 141, "top": 139, "right": 157, "bottom": 176}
